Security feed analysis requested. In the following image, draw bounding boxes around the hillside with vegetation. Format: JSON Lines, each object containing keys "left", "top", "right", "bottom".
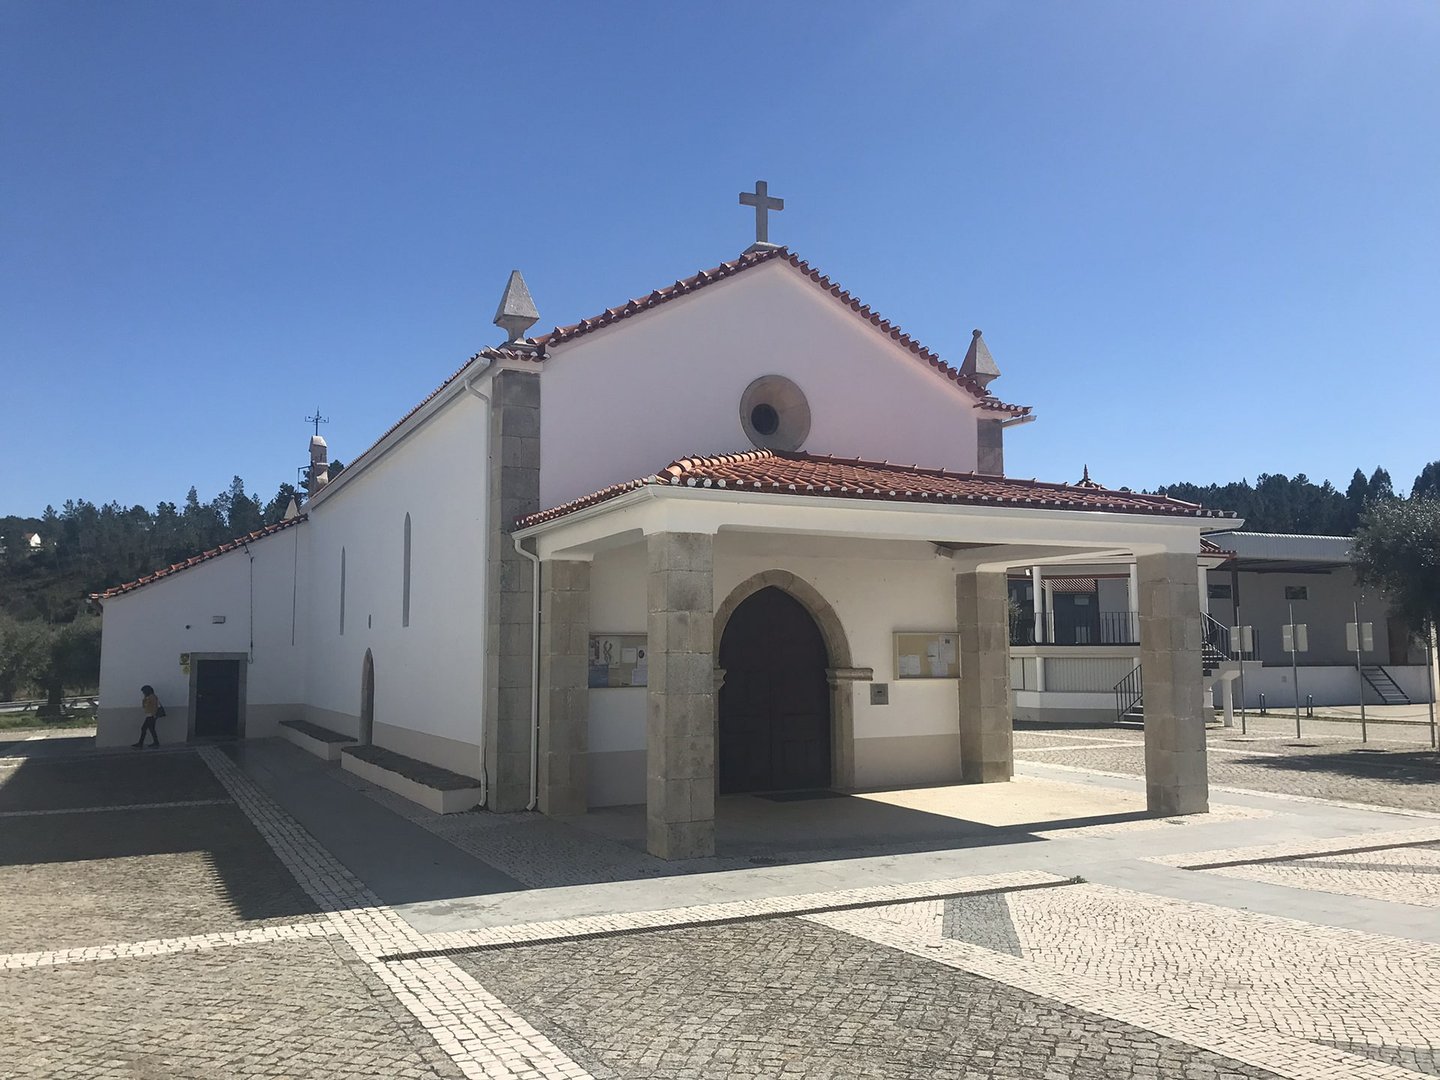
{"left": 1, "top": 458, "right": 1433, "bottom": 710}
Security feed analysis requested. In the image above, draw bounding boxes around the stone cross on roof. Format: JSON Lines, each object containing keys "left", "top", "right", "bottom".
{"left": 739, "top": 180, "right": 784, "bottom": 249}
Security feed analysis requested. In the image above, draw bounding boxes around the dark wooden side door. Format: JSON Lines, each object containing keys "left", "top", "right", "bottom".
{"left": 194, "top": 659, "right": 241, "bottom": 738}
{"left": 718, "top": 587, "right": 830, "bottom": 793}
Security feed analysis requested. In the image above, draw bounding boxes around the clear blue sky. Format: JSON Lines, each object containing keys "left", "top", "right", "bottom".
{"left": 3, "top": 2, "right": 1437, "bottom": 518}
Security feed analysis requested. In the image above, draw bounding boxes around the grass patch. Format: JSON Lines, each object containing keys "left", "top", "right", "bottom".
{"left": 0, "top": 707, "right": 97, "bottom": 732}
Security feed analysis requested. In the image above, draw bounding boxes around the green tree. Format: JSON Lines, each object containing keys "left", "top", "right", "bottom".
{"left": 0, "top": 616, "right": 47, "bottom": 701}
{"left": 1412, "top": 461, "right": 1440, "bottom": 500}
{"left": 35, "top": 617, "right": 101, "bottom": 716}
{"left": 1368, "top": 467, "right": 1395, "bottom": 502}
{"left": 1352, "top": 498, "right": 1440, "bottom": 639}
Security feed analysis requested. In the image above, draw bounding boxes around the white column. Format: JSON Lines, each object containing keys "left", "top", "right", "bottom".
{"left": 1127, "top": 562, "right": 1140, "bottom": 616}
{"left": 1198, "top": 566, "right": 1211, "bottom": 618}
{"left": 1220, "top": 677, "right": 1235, "bottom": 729}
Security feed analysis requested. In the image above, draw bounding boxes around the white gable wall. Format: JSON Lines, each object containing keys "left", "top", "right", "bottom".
{"left": 95, "top": 522, "right": 307, "bottom": 746}
{"left": 540, "top": 261, "right": 983, "bottom": 508}
{"left": 302, "top": 391, "right": 489, "bottom": 774}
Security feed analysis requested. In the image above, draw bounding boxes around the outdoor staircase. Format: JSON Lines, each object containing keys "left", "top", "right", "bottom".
{"left": 1113, "top": 613, "right": 1237, "bottom": 725}
{"left": 1361, "top": 664, "right": 1412, "bottom": 706}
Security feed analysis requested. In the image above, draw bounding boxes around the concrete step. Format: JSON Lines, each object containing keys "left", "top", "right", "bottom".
{"left": 279, "top": 718, "right": 355, "bottom": 762}
{"left": 340, "top": 743, "right": 482, "bottom": 814}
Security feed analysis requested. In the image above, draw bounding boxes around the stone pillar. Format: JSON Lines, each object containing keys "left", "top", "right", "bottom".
{"left": 1138, "top": 552, "right": 1209, "bottom": 815}
{"left": 957, "top": 570, "right": 1013, "bottom": 783}
{"left": 1220, "top": 676, "right": 1235, "bottom": 729}
{"left": 976, "top": 418, "right": 1004, "bottom": 475}
{"left": 538, "top": 560, "right": 589, "bottom": 816}
{"left": 485, "top": 370, "right": 540, "bottom": 812}
{"left": 646, "top": 531, "right": 716, "bottom": 859}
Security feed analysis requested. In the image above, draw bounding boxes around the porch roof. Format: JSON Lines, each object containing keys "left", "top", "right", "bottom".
{"left": 517, "top": 450, "right": 1234, "bottom": 530}
{"left": 515, "top": 452, "right": 1238, "bottom": 568}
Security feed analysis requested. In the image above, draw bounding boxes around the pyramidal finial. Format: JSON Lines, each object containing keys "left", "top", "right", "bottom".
{"left": 282, "top": 496, "right": 301, "bottom": 520}
{"left": 1075, "top": 465, "right": 1102, "bottom": 489}
{"left": 493, "top": 270, "right": 539, "bottom": 344}
{"left": 959, "top": 328, "right": 1001, "bottom": 389}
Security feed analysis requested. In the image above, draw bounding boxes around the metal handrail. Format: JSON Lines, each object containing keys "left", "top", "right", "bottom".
{"left": 1113, "top": 664, "right": 1143, "bottom": 722}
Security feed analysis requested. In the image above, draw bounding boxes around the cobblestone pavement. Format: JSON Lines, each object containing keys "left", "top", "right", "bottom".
{"left": 811, "top": 883, "right": 1440, "bottom": 1079}
{"left": 1014, "top": 724, "right": 1440, "bottom": 813}
{"left": 456, "top": 916, "right": 1280, "bottom": 1080}
{"left": 1, "top": 937, "right": 467, "bottom": 1079}
{"left": 7, "top": 734, "right": 1440, "bottom": 1078}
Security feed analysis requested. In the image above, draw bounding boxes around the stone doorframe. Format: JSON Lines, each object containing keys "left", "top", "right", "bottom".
{"left": 184, "top": 652, "right": 249, "bottom": 742}
{"left": 712, "top": 570, "right": 871, "bottom": 791}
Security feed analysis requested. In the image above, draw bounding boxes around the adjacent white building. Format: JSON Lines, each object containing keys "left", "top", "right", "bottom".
{"left": 94, "top": 220, "right": 1239, "bottom": 858}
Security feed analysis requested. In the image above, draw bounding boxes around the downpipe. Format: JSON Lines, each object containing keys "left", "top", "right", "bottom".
{"left": 465, "top": 371, "right": 493, "bottom": 808}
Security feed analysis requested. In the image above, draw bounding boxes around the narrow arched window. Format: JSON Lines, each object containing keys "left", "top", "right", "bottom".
{"left": 340, "top": 547, "right": 347, "bottom": 635}
{"left": 402, "top": 513, "right": 412, "bottom": 628}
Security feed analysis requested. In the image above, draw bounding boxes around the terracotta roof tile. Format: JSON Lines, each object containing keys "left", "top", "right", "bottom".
{"left": 90, "top": 515, "right": 307, "bottom": 602}
{"left": 520, "top": 248, "right": 1030, "bottom": 415}
{"left": 324, "top": 246, "right": 1031, "bottom": 499}
{"left": 516, "top": 450, "right": 1233, "bottom": 529}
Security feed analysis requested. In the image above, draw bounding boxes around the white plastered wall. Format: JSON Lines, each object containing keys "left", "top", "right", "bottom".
{"left": 95, "top": 521, "right": 307, "bottom": 747}
{"left": 302, "top": 392, "right": 489, "bottom": 775}
{"left": 585, "top": 532, "right": 963, "bottom": 806}
{"left": 539, "top": 260, "right": 985, "bottom": 509}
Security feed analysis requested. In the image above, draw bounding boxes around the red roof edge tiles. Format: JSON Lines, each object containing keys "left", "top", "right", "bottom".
{"left": 320, "top": 247, "right": 1032, "bottom": 502}
{"left": 90, "top": 515, "right": 307, "bottom": 602}
{"left": 515, "top": 450, "right": 1235, "bottom": 530}
{"left": 519, "top": 247, "right": 1031, "bottom": 415}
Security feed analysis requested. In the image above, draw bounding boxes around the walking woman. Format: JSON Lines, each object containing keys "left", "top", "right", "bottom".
{"left": 134, "top": 684, "right": 162, "bottom": 748}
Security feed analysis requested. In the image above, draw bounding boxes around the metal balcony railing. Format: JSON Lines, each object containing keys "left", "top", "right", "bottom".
{"left": 1009, "top": 610, "right": 1140, "bottom": 647}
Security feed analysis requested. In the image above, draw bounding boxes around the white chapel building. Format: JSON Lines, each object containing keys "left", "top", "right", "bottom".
{"left": 93, "top": 191, "right": 1237, "bottom": 858}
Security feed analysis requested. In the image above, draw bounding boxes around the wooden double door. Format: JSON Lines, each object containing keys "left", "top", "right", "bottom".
{"left": 718, "top": 587, "right": 831, "bottom": 794}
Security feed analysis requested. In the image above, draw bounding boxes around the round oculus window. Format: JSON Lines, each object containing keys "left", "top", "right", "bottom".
{"left": 749, "top": 403, "right": 780, "bottom": 436}
{"left": 739, "top": 375, "right": 810, "bottom": 451}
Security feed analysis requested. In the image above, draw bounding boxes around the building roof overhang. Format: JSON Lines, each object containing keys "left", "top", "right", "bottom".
{"left": 514, "top": 482, "right": 1226, "bottom": 569}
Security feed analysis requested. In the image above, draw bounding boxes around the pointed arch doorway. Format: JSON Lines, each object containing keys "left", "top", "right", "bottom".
{"left": 359, "top": 649, "right": 375, "bottom": 745}
{"left": 718, "top": 586, "right": 831, "bottom": 793}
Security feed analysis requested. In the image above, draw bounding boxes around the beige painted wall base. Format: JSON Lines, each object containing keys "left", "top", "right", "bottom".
{"left": 372, "top": 720, "right": 483, "bottom": 779}
{"left": 853, "top": 733, "right": 963, "bottom": 790}
{"left": 588, "top": 749, "right": 646, "bottom": 807}
{"left": 303, "top": 705, "right": 361, "bottom": 740}
{"left": 280, "top": 723, "right": 352, "bottom": 762}
{"left": 340, "top": 752, "right": 481, "bottom": 814}
{"left": 97, "top": 707, "right": 189, "bottom": 747}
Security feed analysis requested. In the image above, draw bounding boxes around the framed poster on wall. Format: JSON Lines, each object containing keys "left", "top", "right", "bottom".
{"left": 588, "top": 633, "right": 649, "bottom": 688}
{"left": 893, "top": 632, "right": 961, "bottom": 679}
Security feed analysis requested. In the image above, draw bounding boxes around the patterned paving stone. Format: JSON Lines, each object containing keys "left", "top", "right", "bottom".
{"left": 1015, "top": 731, "right": 1440, "bottom": 813}
{"left": 1316, "top": 1040, "right": 1439, "bottom": 1078}
{"left": 0, "top": 804, "right": 321, "bottom": 952}
{"left": 0, "top": 751, "right": 226, "bottom": 811}
{"left": 0, "top": 936, "right": 466, "bottom": 1079}
{"left": 456, "top": 916, "right": 1281, "bottom": 1080}
{"left": 969, "top": 883, "right": 1440, "bottom": 1065}
{"left": 1199, "top": 842, "right": 1440, "bottom": 908}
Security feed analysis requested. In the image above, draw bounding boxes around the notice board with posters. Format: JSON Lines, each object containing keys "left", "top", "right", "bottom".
{"left": 893, "top": 632, "right": 961, "bottom": 679}
{"left": 588, "top": 633, "right": 649, "bottom": 688}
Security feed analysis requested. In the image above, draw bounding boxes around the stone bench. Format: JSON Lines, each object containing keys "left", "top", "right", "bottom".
{"left": 340, "top": 743, "right": 482, "bottom": 814}
{"left": 279, "top": 719, "right": 356, "bottom": 762}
